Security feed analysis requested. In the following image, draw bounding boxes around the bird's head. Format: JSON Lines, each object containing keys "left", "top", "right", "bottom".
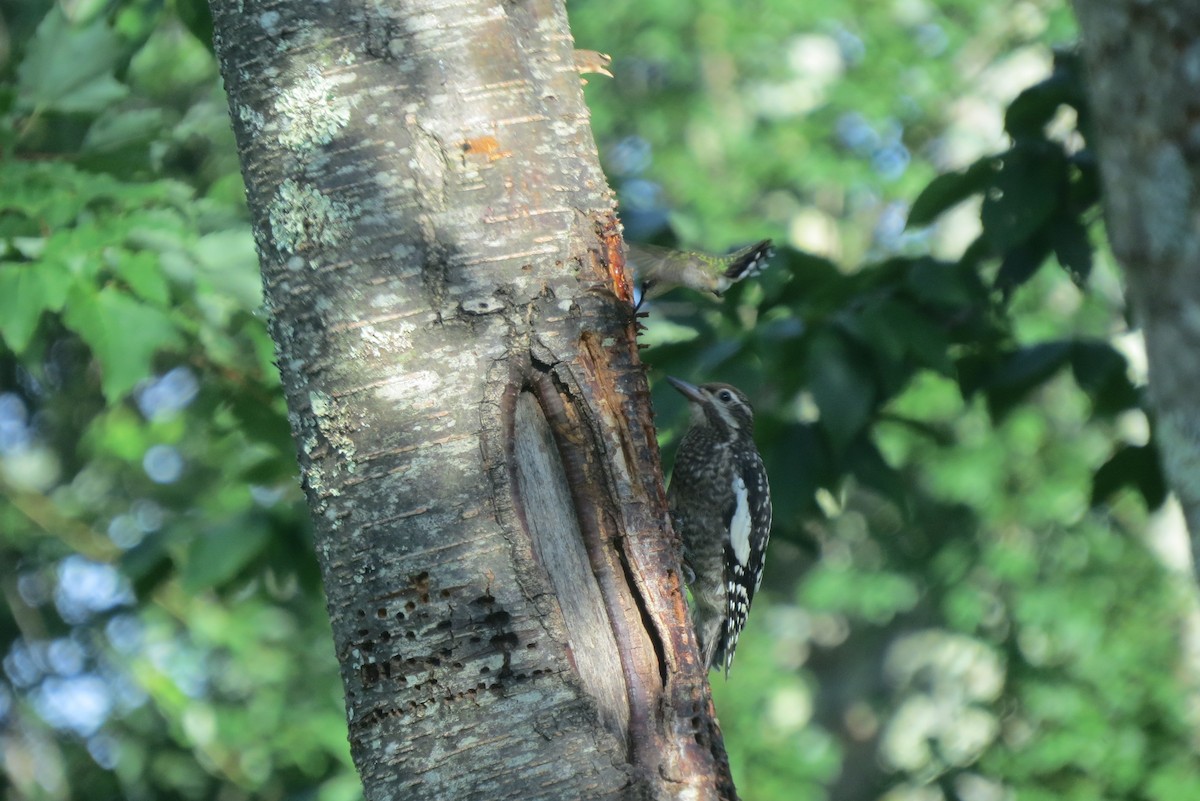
{"left": 667, "top": 377, "right": 756, "bottom": 436}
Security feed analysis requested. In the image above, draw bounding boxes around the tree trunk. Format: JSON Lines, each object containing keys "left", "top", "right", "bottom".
{"left": 208, "top": 0, "right": 734, "bottom": 798}
{"left": 1072, "top": 1, "right": 1200, "bottom": 579}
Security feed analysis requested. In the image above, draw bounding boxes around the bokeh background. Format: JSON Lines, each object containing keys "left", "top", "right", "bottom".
{"left": 2, "top": 1, "right": 1198, "bottom": 799}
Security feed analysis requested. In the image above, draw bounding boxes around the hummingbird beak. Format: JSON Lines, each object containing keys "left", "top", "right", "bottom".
{"left": 667, "top": 376, "right": 705, "bottom": 404}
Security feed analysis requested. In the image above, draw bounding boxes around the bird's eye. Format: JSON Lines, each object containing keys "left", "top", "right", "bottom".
{"left": 718, "top": 390, "right": 733, "bottom": 402}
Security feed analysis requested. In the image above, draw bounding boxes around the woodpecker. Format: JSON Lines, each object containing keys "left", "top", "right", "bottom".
{"left": 666, "top": 377, "right": 772, "bottom": 676}
{"left": 627, "top": 239, "right": 774, "bottom": 304}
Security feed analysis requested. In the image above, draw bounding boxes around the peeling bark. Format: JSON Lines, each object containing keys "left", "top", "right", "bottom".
{"left": 208, "top": 0, "right": 735, "bottom": 798}
{"left": 1073, "top": 0, "right": 1200, "bottom": 579}
{"left": 512, "top": 389, "right": 628, "bottom": 739}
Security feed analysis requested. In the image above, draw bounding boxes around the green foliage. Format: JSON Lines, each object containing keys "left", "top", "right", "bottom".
{"left": 17, "top": 8, "right": 130, "bottom": 115}
{"left": 581, "top": 3, "right": 1195, "bottom": 800}
{"left": 0, "top": 4, "right": 349, "bottom": 801}
{"left": 2, "top": 1, "right": 1197, "bottom": 801}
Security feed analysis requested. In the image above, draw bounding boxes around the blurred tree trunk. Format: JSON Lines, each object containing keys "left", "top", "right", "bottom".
{"left": 208, "top": 0, "right": 734, "bottom": 798}
{"left": 1072, "top": 2, "right": 1200, "bottom": 580}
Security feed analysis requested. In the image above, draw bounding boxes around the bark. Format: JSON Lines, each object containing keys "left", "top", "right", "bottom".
{"left": 1072, "top": 1, "right": 1200, "bottom": 579}
{"left": 208, "top": 0, "right": 734, "bottom": 798}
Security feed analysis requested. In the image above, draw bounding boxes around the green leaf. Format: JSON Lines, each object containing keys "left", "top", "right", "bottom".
{"left": 1092, "top": 443, "right": 1167, "bottom": 509}
{"left": 995, "top": 233, "right": 1052, "bottom": 295}
{"left": 176, "top": 0, "right": 217, "bottom": 53}
{"left": 985, "top": 341, "right": 1072, "bottom": 418}
{"left": 988, "top": 342, "right": 1072, "bottom": 390}
{"left": 907, "top": 158, "right": 997, "bottom": 228}
{"left": 62, "top": 285, "right": 183, "bottom": 401}
{"left": 194, "top": 229, "right": 263, "bottom": 309}
{"left": 229, "top": 392, "right": 295, "bottom": 454}
{"left": 121, "top": 534, "right": 175, "bottom": 598}
{"left": 808, "top": 332, "right": 876, "bottom": 452}
{"left": 182, "top": 520, "right": 270, "bottom": 592}
{"left": 0, "top": 261, "right": 74, "bottom": 352}
{"left": 114, "top": 250, "right": 172, "bottom": 306}
{"left": 0, "top": 161, "right": 83, "bottom": 224}
{"left": 1068, "top": 150, "right": 1101, "bottom": 211}
{"left": 82, "top": 107, "right": 169, "bottom": 154}
{"left": 906, "top": 257, "right": 986, "bottom": 309}
{"left": 1005, "top": 73, "right": 1081, "bottom": 140}
{"left": 1050, "top": 215, "right": 1093, "bottom": 285}
{"left": 872, "top": 299, "right": 954, "bottom": 374}
{"left": 1070, "top": 340, "right": 1138, "bottom": 416}
{"left": 757, "top": 418, "right": 830, "bottom": 531}
{"left": 84, "top": 405, "right": 152, "bottom": 462}
{"left": 846, "top": 438, "right": 908, "bottom": 513}
{"left": 774, "top": 248, "right": 843, "bottom": 307}
{"left": 981, "top": 143, "right": 1066, "bottom": 251}
{"left": 17, "top": 8, "right": 130, "bottom": 113}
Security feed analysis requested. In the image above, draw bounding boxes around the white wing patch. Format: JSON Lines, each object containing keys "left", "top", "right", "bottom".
{"left": 728, "top": 474, "right": 752, "bottom": 566}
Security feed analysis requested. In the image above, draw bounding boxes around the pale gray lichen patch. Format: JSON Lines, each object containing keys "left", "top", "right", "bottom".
{"left": 237, "top": 103, "right": 265, "bottom": 134}
{"left": 268, "top": 179, "right": 353, "bottom": 253}
{"left": 259, "top": 10, "right": 282, "bottom": 35}
{"left": 377, "top": 369, "right": 440, "bottom": 403}
{"left": 358, "top": 322, "right": 414, "bottom": 355}
{"left": 310, "top": 389, "right": 359, "bottom": 470}
{"left": 274, "top": 65, "right": 356, "bottom": 150}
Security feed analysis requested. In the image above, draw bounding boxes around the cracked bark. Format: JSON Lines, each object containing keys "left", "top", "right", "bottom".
{"left": 209, "top": 0, "right": 735, "bottom": 798}
{"left": 1073, "top": 1, "right": 1200, "bottom": 579}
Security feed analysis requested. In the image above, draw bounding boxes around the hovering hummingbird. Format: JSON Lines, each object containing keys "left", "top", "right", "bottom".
{"left": 626, "top": 239, "right": 774, "bottom": 305}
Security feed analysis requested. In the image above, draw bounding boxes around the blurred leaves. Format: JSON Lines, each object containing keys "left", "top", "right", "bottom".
{"left": 630, "top": 6, "right": 1185, "bottom": 801}
{"left": 0, "top": 2, "right": 1194, "bottom": 801}
{"left": 0, "top": 4, "right": 338, "bottom": 801}
{"left": 807, "top": 331, "right": 875, "bottom": 452}
{"left": 17, "top": 7, "right": 128, "bottom": 114}
{"left": 182, "top": 519, "right": 271, "bottom": 594}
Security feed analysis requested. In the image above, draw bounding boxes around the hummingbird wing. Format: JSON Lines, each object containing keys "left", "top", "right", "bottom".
{"left": 721, "top": 239, "right": 774, "bottom": 281}
{"left": 625, "top": 242, "right": 687, "bottom": 299}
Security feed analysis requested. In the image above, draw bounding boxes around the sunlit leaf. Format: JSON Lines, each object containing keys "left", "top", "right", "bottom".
{"left": 62, "top": 285, "right": 184, "bottom": 401}
{"left": 17, "top": 8, "right": 129, "bottom": 113}
{"left": 0, "top": 261, "right": 73, "bottom": 352}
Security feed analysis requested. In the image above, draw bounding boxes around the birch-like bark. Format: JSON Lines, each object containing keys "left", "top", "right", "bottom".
{"left": 208, "top": 0, "right": 734, "bottom": 798}
{"left": 1072, "top": 1, "right": 1200, "bottom": 579}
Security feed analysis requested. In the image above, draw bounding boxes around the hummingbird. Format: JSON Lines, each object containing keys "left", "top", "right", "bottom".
{"left": 626, "top": 239, "right": 774, "bottom": 306}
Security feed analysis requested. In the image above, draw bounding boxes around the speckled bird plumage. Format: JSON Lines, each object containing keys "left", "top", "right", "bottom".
{"left": 666, "top": 378, "right": 772, "bottom": 676}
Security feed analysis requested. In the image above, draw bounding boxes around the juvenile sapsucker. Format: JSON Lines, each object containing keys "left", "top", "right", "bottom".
{"left": 666, "top": 377, "right": 772, "bottom": 676}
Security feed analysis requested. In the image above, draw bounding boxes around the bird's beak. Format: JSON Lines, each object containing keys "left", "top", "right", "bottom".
{"left": 667, "top": 376, "right": 705, "bottom": 403}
